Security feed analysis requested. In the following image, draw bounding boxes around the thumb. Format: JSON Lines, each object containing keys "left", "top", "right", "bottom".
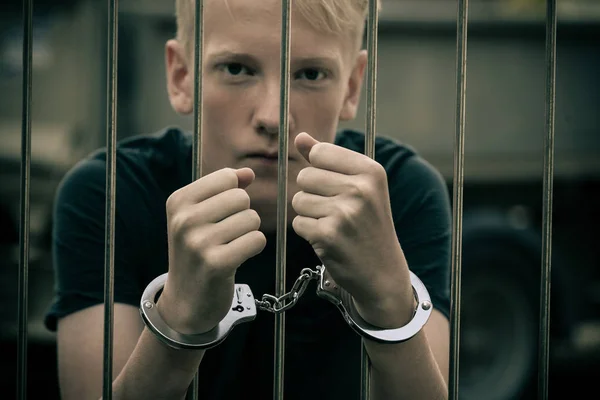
{"left": 235, "top": 167, "right": 255, "bottom": 189}
{"left": 294, "top": 132, "right": 320, "bottom": 163}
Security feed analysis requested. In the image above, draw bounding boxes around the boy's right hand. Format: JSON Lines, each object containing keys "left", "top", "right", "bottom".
{"left": 156, "top": 167, "right": 267, "bottom": 335}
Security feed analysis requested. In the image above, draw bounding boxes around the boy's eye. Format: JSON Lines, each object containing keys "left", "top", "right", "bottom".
{"left": 296, "top": 68, "right": 326, "bottom": 81}
{"left": 222, "top": 63, "right": 252, "bottom": 76}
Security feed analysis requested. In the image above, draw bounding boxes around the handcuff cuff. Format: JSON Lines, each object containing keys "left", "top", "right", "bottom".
{"left": 140, "top": 265, "right": 433, "bottom": 350}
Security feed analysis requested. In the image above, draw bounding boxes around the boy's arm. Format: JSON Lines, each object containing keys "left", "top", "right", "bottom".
{"left": 292, "top": 133, "right": 451, "bottom": 398}
{"left": 54, "top": 165, "right": 265, "bottom": 400}
{"left": 366, "top": 309, "right": 449, "bottom": 400}
{"left": 57, "top": 302, "right": 205, "bottom": 400}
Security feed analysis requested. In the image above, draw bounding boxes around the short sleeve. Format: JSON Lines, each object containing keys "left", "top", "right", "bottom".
{"left": 44, "top": 156, "right": 145, "bottom": 332}
{"left": 388, "top": 155, "right": 452, "bottom": 320}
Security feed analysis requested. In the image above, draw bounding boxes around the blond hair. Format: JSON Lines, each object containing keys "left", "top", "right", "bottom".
{"left": 175, "top": 0, "right": 381, "bottom": 56}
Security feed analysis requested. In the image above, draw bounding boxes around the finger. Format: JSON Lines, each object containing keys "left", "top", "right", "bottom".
{"left": 169, "top": 168, "right": 254, "bottom": 207}
{"left": 211, "top": 208, "right": 261, "bottom": 245}
{"left": 296, "top": 167, "right": 352, "bottom": 197}
{"left": 295, "top": 132, "right": 371, "bottom": 175}
{"left": 194, "top": 187, "right": 251, "bottom": 223}
{"left": 235, "top": 167, "right": 255, "bottom": 189}
{"left": 213, "top": 230, "right": 267, "bottom": 269}
{"left": 292, "top": 215, "right": 320, "bottom": 244}
{"left": 295, "top": 132, "right": 320, "bottom": 162}
{"left": 292, "top": 191, "right": 332, "bottom": 219}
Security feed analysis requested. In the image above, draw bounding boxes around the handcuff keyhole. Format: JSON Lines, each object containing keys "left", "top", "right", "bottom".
{"left": 232, "top": 305, "right": 245, "bottom": 312}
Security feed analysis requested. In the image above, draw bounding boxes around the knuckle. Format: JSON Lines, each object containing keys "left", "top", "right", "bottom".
{"left": 251, "top": 230, "right": 267, "bottom": 251}
{"left": 296, "top": 167, "right": 310, "bottom": 188}
{"left": 310, "top": 143, "right": 325, "bottom": 162}
{"left": 245, "top": 209, "right": 261, "bottom": 230}
{"left": 291, "top": 191, "right": 303, "bottom": 210}
{"left": 183, "top": 231, "right": 208, "bottom": 252}
{"left": 203, "top": 249, "right": 224, "bottom": 270}
{"left": 222, "top": 168, "right": 240, "bottom": 188}
{"left": 166, "top": 189, "right": 182, "bottom": 214}
{"left": 231, "top": 188, "right": 251, "bottom": 208}
{"left": 319, "top": 220, "right": 339, "bottom": 247}
{"left": 351, "top": 178, "right": 371, "bottom": 198}
{"left": 337, "top": 202, "right": 356, "bottom": 222}
{"left": 169, "top": 211, "right": 190, "bottom": 235}
{"left": 367, "top": 161, "right": 387, "bottom": 183}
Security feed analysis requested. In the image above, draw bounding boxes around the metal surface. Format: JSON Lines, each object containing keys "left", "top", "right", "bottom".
{"left": 274, "top": 1, "right": 292, "bottom": 399}
{"left": 538, "top": 0, "right": 557, "bottom": 398}
{"left": 17, "top": 0, "right": 33, "bottom": 399}
{"left": 449, "top": 0, "right": 469, "bottom": 399}
{"left": 256, "top": 268, "right": 321, "bottom": 314}
{"left": 140, "top": 274, "right": 257, "bottom": 350}
{"left": 102, "top": 0, "right": 119, "bottom": 399}
{"left": 189, "top": 1, "right": 204, "bottom": 398}
{"left": 361, "top": 1, "right": 380, "bottom": 398}
{"left": 316, "top": 267, "right": 433, "bottom": 343}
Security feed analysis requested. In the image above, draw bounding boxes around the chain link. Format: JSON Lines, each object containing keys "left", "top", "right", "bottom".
{"left": 255, "top": 266, "right": 322, "bottom": 314}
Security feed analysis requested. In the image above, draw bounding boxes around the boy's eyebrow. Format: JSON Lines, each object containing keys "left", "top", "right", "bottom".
{"left": 293, "top": 56, "right": 340, "bottom": 67}
{"left": 208, "top": 50, "right": 340, "bottom": 68}
{"left": 208, "top": 51, "right": 259, "bottom": 64}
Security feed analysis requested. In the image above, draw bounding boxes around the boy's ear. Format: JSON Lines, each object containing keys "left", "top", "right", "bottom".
{"left": 339, "top": 49, "right": 367, "bottom": 121}
{"left": 166, "top": 39, "right": 194, "bottom": 115}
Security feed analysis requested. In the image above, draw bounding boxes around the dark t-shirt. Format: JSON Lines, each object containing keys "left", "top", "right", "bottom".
{"left": 44, "top": 127, "right": 451, "bottom": 400}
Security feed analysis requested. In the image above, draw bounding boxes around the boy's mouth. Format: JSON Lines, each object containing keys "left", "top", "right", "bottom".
{"left": 246, "top": 150, "right": 293, "bottom": 161}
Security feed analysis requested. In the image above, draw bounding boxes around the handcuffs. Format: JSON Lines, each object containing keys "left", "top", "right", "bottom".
{"left": 140, "top": 265, "right": 433, "bottom": 350}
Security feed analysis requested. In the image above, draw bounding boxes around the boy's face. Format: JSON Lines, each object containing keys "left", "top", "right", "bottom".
{"left": 166, "top": 0, "right": 367, "bottom": 232}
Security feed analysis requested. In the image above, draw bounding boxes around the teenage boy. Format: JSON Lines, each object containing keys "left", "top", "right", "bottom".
{"left": 46, "top": 1, "right": 451, "bottom": 398}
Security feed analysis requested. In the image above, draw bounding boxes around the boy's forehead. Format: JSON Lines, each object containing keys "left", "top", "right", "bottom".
{"left": 202, "top": 0, "right": 355, "bottom": 61}
{"left": 204, "top": 0, "right": 292, "bottom": 20}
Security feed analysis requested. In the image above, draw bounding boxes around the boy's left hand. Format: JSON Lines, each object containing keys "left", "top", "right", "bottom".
{"left": 292, "top": 132, "right": 414, "bottom": 327}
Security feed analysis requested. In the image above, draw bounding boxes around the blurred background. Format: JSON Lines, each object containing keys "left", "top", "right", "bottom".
{"left": 0, "top": 0, "right": 598, "bottom": 398}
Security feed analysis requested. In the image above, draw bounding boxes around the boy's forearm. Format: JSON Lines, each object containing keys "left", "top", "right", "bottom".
{"left": 107, "top": 327, "right": 205, "bottom": 400}
{"left": 366, "top": 332, "right": 448, "bottom": 400}
{"left": 108, "top": 293, "right": 207, "bottom": 400}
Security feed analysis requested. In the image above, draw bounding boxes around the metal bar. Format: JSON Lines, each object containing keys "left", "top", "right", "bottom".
{"left": 102, "top": 0, "right": 119, "bottom": 398}
{"left": 274, "top": 1, "right": 292, "bottom": 399}
{"left": 17, "top": 0, "right": 33, "bottom": 399}
{"left": 361, "top": 0, "right": 379, "bottom": 398}
{"left": 538, "top": 0, "right": 557, "bottom": 398}
{"left": 188, "top": 0, "right": 204, "bottom": 400}
{"left": 192, "top": 0, "right": 204, "bottom": 182}
{"left": 449, "top": 0, "right": 469, "bottom": 399}
{"left": 187, "top": 1, "right": 204, "bottom": 399}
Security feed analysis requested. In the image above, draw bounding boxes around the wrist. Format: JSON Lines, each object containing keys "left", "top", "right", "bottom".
{"left": 141, "top": 273, "right": 258, "bottom": 350}
{"left": 352, "top": 277, "right": 416, "bottom": 329}
{"left": 156, "top": 286, "right": 216, "bottom": 335}
{"left": 158, "top": 273, "right": 237, "bottom": 334}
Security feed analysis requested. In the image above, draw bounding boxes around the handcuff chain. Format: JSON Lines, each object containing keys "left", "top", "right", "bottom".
{"left": 255, "top": 267, "right": 322, "bottom": 314}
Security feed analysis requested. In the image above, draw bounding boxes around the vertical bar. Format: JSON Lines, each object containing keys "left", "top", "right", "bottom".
{"left": 192, "top": 0, "right": 204, "bottom": 181}
{"left": 449, "top": 0, "right": 469, "bottom": 399}
{"left": 364, "top": 0, "right": 378, "bottom": 161}
{"left": 361, "top": 0, "right": 379, "bottom": 399}
{"left": 17, "top": 0, "right": 33, "bottom": 399}
{"left": 274, "top": 1, "right": 292, "bottom": 399}
{"left": 538, "top": 0, "right": 557, "bottom": 398}
{"left": 188, "top": 1, "right": 204, "bottom": 399}
{"left": 102, "top": 0, "right": 119, "bottom": 398}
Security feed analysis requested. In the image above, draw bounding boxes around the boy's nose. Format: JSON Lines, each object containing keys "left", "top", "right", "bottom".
{"left": 253, "top": 83, "right": 294, "bottom": 137}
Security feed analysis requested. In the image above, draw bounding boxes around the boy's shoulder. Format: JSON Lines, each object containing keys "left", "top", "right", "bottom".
{"left": 59, "top": 127, "right": 192, "bottom": 199}
{"left": 97, "top": 126, "right": 192, "bottom": 166}
{"left": 336, "top": 128, "right": 416, "bottom": 164}
{"left": 336, "top": 128, "right": 447, "bottom": 192}
{"left": 336, "top": 128, "right": 417, "bottom": 171}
